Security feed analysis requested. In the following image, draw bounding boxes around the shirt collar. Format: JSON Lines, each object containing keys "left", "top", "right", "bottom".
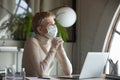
{"left": 35, "top": 34, "right": 50, "bottom": 45}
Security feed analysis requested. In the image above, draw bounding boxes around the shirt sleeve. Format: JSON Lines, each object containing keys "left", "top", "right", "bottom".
{"left": 55, "top": 44, "right": 73, "bottom": 75}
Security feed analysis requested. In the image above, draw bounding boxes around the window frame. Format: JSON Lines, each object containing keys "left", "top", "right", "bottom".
{"left": 103, "top": 5, "right": 120, "bottom": 52}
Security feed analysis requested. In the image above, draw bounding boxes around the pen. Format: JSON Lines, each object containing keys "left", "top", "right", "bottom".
{"left": 116, "top": 60, "right": 118, "bottom": 64}
{"left": 38, "top": 77, "right": 50, "bottom": 79}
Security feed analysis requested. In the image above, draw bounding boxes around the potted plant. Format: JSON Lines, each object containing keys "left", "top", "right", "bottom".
{"left": 0, "top": 2, "right": 70, "bottom": 41}
{"left": 10, "top": 12, "right": 32, "bottom": 40}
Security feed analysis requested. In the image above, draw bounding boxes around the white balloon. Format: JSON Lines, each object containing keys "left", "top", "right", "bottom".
{"left": 56, "top": 7, "right": 77, "bottom": 27}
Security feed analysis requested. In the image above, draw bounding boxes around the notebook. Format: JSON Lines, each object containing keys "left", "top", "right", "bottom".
{"left": 57, "top": 52, "right": 109, "bottom": 79}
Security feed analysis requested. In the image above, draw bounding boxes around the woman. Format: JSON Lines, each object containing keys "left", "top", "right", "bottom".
{"left": 22, "top": 12, "right": 73, "bottom": 77}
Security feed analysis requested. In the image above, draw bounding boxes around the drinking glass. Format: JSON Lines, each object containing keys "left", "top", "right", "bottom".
{"left": 4, "top": 66, "right": 15, "bottom": 80}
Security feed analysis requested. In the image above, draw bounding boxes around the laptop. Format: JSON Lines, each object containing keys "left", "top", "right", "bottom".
{"left": 57, "top": 52, "right": 109, "bottom": 79}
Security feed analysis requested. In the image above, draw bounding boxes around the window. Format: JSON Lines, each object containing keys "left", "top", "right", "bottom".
{"left": 15, "top": 0, "right": 32, "bottom": 14}
{"left": 0, "top": 0, "right": 32, "bottom": 39}
{"left": 10, "top": 0, "right": 32, "bottom": 40}
{"left": 108, "top": 15, "right": 120, "bottom": 64}
{"left": 103, "top": 5, "right": 120, "bottom": 74}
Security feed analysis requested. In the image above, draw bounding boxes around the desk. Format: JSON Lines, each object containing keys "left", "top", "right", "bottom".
{"left": 25, "top": 74, "right": 116, "bottom": 80}
{"left": 26, "top": 77, "right": 106, "bottom": 80}
{"left": 2, "top": 76, "right": 108, "bottom": 80}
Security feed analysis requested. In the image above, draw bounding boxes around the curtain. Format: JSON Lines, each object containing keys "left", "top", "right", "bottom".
{"left": 0, "top": 0, "right": 15, "bottom": 38}
{"left": 0, "top": 0, "right": 15, "bottom": 20}
{"left": 27, "top": 0, "right": 42, "bottom": 15}
{"left": 27, "top": 0, "right": 72, "bottom": 15}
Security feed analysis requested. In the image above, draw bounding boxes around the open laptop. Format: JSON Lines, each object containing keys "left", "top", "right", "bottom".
{"left": 57, "top": 52, "right": 109, "bottom": 79}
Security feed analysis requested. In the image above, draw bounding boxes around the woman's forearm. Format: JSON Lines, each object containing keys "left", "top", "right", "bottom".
{"left": 56, "top": 45, "right": 73, "bottom": 75}
{"left": 38, "top": 47, "right": 56, "bottom": 75}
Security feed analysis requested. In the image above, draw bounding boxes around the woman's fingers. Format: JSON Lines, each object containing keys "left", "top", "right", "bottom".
{"left": 51, "top": 37, "right": 63, "bottom": 49}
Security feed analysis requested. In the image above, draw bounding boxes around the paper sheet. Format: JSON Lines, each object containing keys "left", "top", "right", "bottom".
{"left": 26, "top": 77, "right": 58, "bottom": 80}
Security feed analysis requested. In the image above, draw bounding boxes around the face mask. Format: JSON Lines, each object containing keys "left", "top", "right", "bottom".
{"left": 45, "top": 25, "right": 58, "bottom": 39}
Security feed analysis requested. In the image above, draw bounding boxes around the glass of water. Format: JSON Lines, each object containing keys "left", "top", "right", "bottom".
{"left": 4, "top": 66, "right": 15, "bottom": 80}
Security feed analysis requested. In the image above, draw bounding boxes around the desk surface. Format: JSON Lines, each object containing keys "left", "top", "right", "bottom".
{"left": 26, "top": 77, "right": 106, "bottom": 80}
{"left": 2, "top": 76, "right": 107, "bottom": 80}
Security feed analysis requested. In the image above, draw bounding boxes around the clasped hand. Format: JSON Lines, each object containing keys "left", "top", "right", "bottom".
{"left": 51, "top": 37, "right": 64, "bottom": 50}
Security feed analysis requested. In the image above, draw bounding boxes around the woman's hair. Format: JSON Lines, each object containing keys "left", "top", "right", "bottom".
{"left": 32, "top": 12, "right": 55, "bottom": 33}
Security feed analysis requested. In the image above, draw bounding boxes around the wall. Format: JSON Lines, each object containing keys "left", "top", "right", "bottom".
{"left": 72, "top": 0, "right": 120, "bottom": 73}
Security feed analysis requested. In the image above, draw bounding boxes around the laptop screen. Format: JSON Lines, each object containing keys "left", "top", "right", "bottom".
{"left": 79, "top": 52, "right": 109, "bottom": 79}
{"left": 56, "top": 52, "right": 109, "bottom": 79}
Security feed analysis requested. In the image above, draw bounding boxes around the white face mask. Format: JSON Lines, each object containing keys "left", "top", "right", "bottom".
{"left": 45, "top": 25, "right": 58, "bottom": 39}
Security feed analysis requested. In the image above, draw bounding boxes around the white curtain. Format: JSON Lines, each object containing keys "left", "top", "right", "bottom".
{"left": 0, "top": 0, "right": 15, "bottom": 20}
{"left": 0, "top": 0, "right": 15, "bottom": 38}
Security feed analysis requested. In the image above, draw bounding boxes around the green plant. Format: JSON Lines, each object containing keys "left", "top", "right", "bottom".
{"left": 10, "top": 13, "right": 68, "bottom": 41}
{"left": 10, "top": 13, "right": 32, "bottom": 40}
{"left": 50, "top": 7, "right": 69, "bottom": 42}
{"left": 55, "top": 20, "right": 68, "bottom": 41}
{"left": 7, "top": 12, "right": 68, "bottom": 42}
{"left": 0, "top": 0, "right": 69, "bottom": 41}
{"left": 0, "top": 12, "right": 68, "bottom": 41}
